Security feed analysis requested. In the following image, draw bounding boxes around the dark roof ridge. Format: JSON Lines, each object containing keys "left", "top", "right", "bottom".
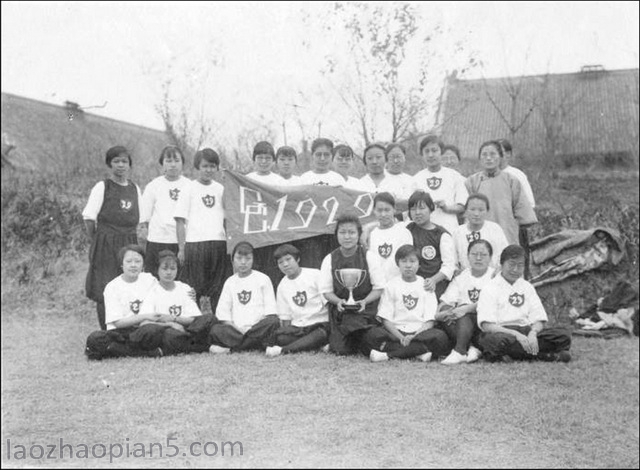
{"left": 451, "top": 67, "right": 639, "bottom": 84}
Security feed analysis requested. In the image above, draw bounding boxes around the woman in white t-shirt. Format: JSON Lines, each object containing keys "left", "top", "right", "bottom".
{"left": 436, "top": 239, "right": 494, "bottom": 365}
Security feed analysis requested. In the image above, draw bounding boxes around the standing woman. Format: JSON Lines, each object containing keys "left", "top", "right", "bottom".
{"left": 83, "top": 146, "right": 142, "bottom": 330}
{"left": 465, "top": 141, "right": 537, "bottom": 248}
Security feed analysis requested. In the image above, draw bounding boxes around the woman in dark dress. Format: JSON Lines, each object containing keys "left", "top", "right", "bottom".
{"left": 82, "top": 146, "right": 142, "bottom": 330}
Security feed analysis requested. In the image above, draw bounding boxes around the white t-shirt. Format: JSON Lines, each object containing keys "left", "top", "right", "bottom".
{"left": 246, "top": 172, "right": 286, "bottom": 186}
{"left": 440, "top": 268, "right": 494, "bottom": 306}
{"left": 504, "top": 166, "right": 535, "bottom": 208}
{"left": 299, "top": 170, "right": 346, "bottom": 187}
{"left": 411, "top": 167, "right": 468, "bottom": 234}
{"left": 318, "top": 250, "right": 385, "bottom": 294}
{"left": 279, "top": 175, "right": 303, "bottom": 186}
{"left": 276, "top": 268, "right": 329, "bottom": 327}
{"left": 382, "top": 172, "right": 415, "bottom": 200}
{"left": 477, "top": 275, "right": 548, "bottom": 331}
{"left": 368, "top": 223, "right": 414, "bottom": 283}
{"left": 377, "top": 276, "right": 437, "bottom": 333}
{"left": 174, "top": 179, "right": 226, "bottom": 242}
{"left": 82, "top": 180, "right": 142, "bottom": 221}
{"left": 452, "top": 221, "right": 509, "bottom": 271}
{"left": 216, "top": 270, "right": 277, "bottom": 333}
{"left": 140, "top": 280, "right": 201, "bottom": 318}
{"left": 141, "top": 175, "right": 191, "bottom": 243}
{"left": 341, "top": 175, "right": 369, "bottom": 192}
{"left": 104, "top": 273, "right": 158, "bottom": 330}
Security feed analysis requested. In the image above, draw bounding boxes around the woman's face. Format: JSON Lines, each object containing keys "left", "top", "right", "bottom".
{"left": 110, "top": 154, "right": 130, "bottom": 179}
{"left": 441, "top": 150, "right": 459, "bottom": 170}
{"left": 198, "top": 160, "right": 219, "bottom": 183}
{"left": 233, "top": 252, "right": 253, "bottom": 276}
{"left": 422, "top": 142, "right": 442, "bottom": 170}
{"left": 386, "top": 147, "right": 406, "bottom": 175}
{"left": 162, "top": 154, "right": 183, "bottom": 179}
{"left": 410, "top": 201, "right": 432, "bottom": 227}
{"left": 122, "top": 250, "right": 143, "bottom": 279}
{"left": 336, "top": 222, "right": 360, "bottom": 250}
{"left": 466, "top": 198, "right": 488, "bottom": 226}
{"left": 502, "top": 256, "right": 525, "bottom": 283}
{"left": 364, "top": 148, "right": 386, "bottom": 176}
{"left": 312, "top": 145, "right": 332, "bottom": 172}
{"left": 158, "top": 258, "right": 178, "bottom": 283}
{"left": 277, "top": 155, "right": 296, "bottom": 178}
{"left": 479, "top": 144, "right": 502, "bottom": 172}
{"left": 374, "top": 200, "right": 395, "bottom": 229}
{"left": 333, "top": 151, "right": 353, "bottom": 177}
{"left": 254, "top": 153, "right": 274, "bottom": 174}
{"left": 468, "top": 243, "right": 491, "bottom": 273}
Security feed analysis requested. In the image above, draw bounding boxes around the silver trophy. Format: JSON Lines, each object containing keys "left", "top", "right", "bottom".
{"left": 335, "top": 268, "right": 366, "bottom": 311}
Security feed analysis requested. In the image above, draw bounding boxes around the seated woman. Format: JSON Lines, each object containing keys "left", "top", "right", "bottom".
{"left": 406, "top": 190, "right": 456, "bottom": 300}
{"left": 85, "top": 245, "right": 166, "bottom": 359}
{"left": 265, "top": 244, "right": 330, "bottom": 357}
{"left": 365, "top": 245, "right": 451, "bottom": 362}
{"left": 319, "top": 212, "right": 384, "bottom": 356}
{"left": 436, "top": 239, "right": 494, "bottom": 365}
{"left": 140, "top": 250, "right": 212, "bottom": 355}
{"left": 477, "top": 245, "right": 572, "bottom": 362}
{"left": 208, "top": 242, "right": 280, "bottom": 353}
{"left": 452, "top": 194, "right": 508, "bottom": 274}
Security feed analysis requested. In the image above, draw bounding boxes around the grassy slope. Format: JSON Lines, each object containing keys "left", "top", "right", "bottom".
{"left": 1, "top": 261, "right": 639, "bottom": 468}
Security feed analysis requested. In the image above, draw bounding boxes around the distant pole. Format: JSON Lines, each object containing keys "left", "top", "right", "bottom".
{"left": 318, "top": 122, "right": 322, "bottom": 137}
{"left": 282, "top": 121, "right": 287, "bottom": 145}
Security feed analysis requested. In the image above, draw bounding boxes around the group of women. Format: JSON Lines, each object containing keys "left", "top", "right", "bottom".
{"left": 82, "top": 135, "right": 571, "bottom": 363}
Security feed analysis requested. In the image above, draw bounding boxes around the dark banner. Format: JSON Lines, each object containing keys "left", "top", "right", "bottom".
{"left": 221, "top": 170, "right": 377, "bottom": 251}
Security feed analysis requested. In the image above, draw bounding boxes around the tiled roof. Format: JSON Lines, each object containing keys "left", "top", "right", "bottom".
{"left": 1, "top": 92, "right": 170, "bottom": 175}
{"left": 439, "top": 68, "right": 639, "bottom": 159}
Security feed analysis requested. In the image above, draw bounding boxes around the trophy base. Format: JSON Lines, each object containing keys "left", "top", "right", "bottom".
{"left": 342, "top": 303, "right": 361, "bottom": 312}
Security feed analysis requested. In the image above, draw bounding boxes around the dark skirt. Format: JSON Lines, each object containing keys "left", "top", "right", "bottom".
{"left": 85, "top": 231, "right": 137, "bottom": 302}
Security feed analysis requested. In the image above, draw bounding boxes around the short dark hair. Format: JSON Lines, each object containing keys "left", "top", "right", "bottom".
{"left": 118, "top": 244, "right": 145, "bottom": 265}
{"left": 498, "top": 139, "right": 513, "bottom": 153}
{"left": 157, "top": 249, "right": 179, "bottom": 268}
{"left": 273, "top": 244, "right": 300, "bottom": 263}
{"left": 158, "top": 145, "right": 185, "bottom": 165}
{"left": 408, "top": 190, "right": 435, "bottom": 215}
{"left": 385, "top": 143, "right": 406, "bottom": 158}
{"left": 232, "top": 241, "right": 254, "bottom": 259}
{"left": 363, "top": 143, "right": 387, "bottom": 164}
{"left": 395, "top": 244, "right": 419, "bottom": 265}
{"left": 105, "top": 146, "right": 131, "bottom": 167}
{"left": 465, "top": 193, "right": 490, "bottom": 211}
{"left": 443, "top": 144, "right": 461, "bottom": 161}
{"left": 500, "top": 244, "right": 525, "bottom": 265}
{"left": 311, "top": 138, "right": 334, "bottom": 154}
{"left": 334, "top": 212, "right": 363, "bottom": 239}
{"left": 276, "top": 146, "right": 297, "bottom": 161}
{"left": 419, "top": 135, "right": 444, "bottom": 154}
{"left": 333, "top": 144, "right": 354, "bottom": 160}
{"left": 374, "top": 191, "right": 396, "bottom": 208}
{"left": 468, "top": 239, "right": 493, "bottom": 257}
{"left": 194, "top": 148, "right": 220, "bottom": 169}
{"left": 253, "top": 141, "right": 275, "bottom": 161}
{"left": 478, "top": 141, "right": 504, "bottom": 159}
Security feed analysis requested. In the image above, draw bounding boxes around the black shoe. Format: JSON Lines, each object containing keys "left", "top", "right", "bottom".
{"left": 148, "top": 347, "right": 163, "bottom": 358}
{"left": 538, "top": 351, "right": 571, "bottom": 363}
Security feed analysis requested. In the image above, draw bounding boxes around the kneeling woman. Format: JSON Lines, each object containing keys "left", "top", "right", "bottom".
{"left": 436, "top": 239, "right": 494, "bottom": 365}
{"left": 319, "top": 213, "right": 384, "bottom": 355}
{"left": 85, "top": 245, "right": 167, "bottom": 359}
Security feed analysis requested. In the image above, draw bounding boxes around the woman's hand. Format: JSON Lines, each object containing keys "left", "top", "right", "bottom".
{"left": 336, "top": 299, "right": 347, "bottom": 313}
{"left": 400, "top": 334, "right": 414, "bottom": 347}
{"left": 424, "top": 277, "right": 437, "bottom": 292}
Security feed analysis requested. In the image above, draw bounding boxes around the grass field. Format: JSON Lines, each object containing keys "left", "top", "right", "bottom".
{"left": 1, "top": 166, "right": 639, "bottom": 468}
{"left": 1, "top": 257, "right": 639, "bottom": 468}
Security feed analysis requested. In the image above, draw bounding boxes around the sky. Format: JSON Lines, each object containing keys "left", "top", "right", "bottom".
{"left": 2, "top": 1, "right": 639, "bottom": 149}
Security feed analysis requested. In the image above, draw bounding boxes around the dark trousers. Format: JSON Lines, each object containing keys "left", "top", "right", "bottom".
{"left": 479, "top": 325, "right": 571, "bottom": 361}
{"left": 209, "top": 315, "right": 280, "bottom": 352}
{"left": 519, "top": 226, "right": 531, "bottom": 279}
{"left": 436, "top": 313, "right": 480, "bottom": 355}
{"left": 275, "top": 323, "right": 330, "bottom": 353}
{"left": 161, "top": 328, "right": 210, "bottom": 355}
{"left": 96, "top": 301, "right": 106, "bottom": 331}
{"left": 85, "top": 325, "right": 164, "bottom": 360}
{"left": 363, "top": 326, "right": 452, "bottom": 359}
{"left": 329, "top": 310, "right": 378, "bottom": 356}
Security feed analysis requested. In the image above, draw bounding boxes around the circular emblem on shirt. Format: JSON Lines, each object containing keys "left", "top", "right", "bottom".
{"left": 421, "top": 245, "right": 436, "bottom": 260}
